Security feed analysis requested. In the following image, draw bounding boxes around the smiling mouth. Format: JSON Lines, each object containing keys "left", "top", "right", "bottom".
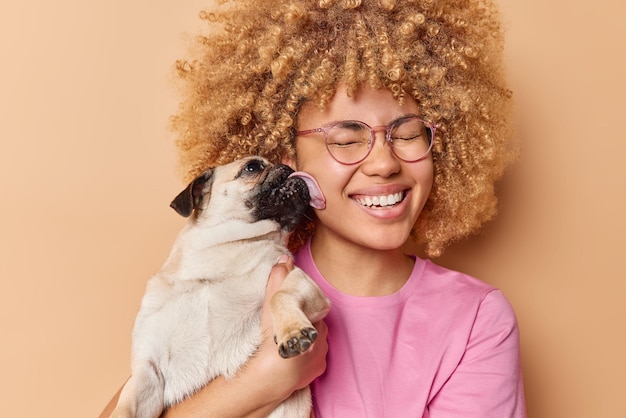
{"left": 355, "top": 191, "right": 406, "bottom": 208}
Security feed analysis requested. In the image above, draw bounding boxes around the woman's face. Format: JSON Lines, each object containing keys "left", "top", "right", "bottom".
{"left": 291, "top": 85, "right": 434, "bottom": 251}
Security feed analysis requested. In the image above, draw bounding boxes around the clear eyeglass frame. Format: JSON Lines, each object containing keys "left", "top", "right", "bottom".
{"left": 295, "top": 114, "right": 437, "bottom": 165}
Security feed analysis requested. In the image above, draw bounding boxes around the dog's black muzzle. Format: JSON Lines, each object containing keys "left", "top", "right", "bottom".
{"left": 250, "top": 164, "right": 311, "bottom": 231}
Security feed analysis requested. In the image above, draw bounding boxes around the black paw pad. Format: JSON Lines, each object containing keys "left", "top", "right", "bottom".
{"left": 278, "top": 327, "right": 319, "bottom": 359}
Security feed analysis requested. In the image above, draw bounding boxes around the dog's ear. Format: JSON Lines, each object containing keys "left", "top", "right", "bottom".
{"left": 170, "top": 170, "right": 214, "bottom": 217}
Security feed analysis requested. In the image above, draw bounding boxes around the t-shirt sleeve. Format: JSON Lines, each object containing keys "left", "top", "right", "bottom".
{"left": 428, "top": 289, "right": 527, "bottom": 418}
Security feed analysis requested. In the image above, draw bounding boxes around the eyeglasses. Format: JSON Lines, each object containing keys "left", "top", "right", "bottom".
{"left": 295, "top": 114, "right": 436, "bottom": 165}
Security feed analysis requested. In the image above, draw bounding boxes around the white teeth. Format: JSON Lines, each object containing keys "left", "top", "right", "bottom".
{"left": 357, "top": 192, "right": 404, "bottom": 208}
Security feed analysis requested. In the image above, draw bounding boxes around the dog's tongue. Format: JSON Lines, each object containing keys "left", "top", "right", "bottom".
{"left": 289, "top": 171, "right": 326, "bottom": 209}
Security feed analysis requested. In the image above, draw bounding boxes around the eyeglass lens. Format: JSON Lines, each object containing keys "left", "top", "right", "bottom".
{"left": 325, "top": 117, "right": 432, "bottom": 164}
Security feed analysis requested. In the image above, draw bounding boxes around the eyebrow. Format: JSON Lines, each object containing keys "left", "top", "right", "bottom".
{"left": 333, "top": 113, "right": 419, "bottom": 128}
{"left": 386, "top": 113, "right": 420, "bottom": 126}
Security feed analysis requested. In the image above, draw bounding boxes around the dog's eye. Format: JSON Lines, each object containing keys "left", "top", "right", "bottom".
{"left": 243, "top": 160, "right": 266, "bottom": 174}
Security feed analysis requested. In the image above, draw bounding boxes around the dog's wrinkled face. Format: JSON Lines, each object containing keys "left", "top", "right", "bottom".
{"left": 170, "top": 157, "right": 311, "bottom": 231}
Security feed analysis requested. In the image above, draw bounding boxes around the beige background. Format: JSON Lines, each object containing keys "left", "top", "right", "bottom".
{"left": 1, "top": 1, "right": 624, "bottom": 417}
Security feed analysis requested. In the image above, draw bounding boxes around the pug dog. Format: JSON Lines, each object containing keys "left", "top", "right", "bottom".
{"left": 110, "top": 156, "right": 330, "bottom": 418}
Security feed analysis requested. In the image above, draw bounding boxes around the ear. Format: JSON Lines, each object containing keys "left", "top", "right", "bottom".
{"left": 281, "top": 153, "right": 296, "bottom": 170}
{"left": 169, "top": 169, "right": 214, "bottom": 217}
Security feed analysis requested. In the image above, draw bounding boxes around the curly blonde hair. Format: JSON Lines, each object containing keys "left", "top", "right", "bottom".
{"left": 172, "top": 0, "right": 514, "bottom": 257}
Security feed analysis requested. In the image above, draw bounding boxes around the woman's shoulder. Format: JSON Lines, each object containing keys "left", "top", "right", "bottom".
{"left": 418, "top": 258, "right": 495, "bottom": 293}
{"left": 414, "top": 258, "right": 515, "bottom": 318}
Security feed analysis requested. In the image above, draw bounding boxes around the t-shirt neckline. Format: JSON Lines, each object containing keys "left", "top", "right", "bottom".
{"left": 297, "top": 238, "right": 427, "bottom": 309}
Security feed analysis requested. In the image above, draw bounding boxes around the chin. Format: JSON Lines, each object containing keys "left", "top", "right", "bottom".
{"left": 356, "top": 230, "right": 412, "bottom": 251}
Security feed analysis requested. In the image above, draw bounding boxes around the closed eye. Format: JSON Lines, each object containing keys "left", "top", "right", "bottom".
{"left": 328, "top": 139, "right": 366, "bottom": 147}
{"left": 391, "top": 133, "right": 423, "bottom": 142}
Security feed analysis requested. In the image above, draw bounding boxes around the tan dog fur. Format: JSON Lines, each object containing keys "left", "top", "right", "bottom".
{"left": 110, "top": 157, "right": 330, "bottom": 418}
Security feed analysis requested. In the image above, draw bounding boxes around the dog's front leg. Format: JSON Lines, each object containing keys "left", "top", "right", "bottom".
{"left": 110, "top": 362, "right": 165, "bottom": 418}
{"left": 270, "top": 268, "right": 330, "bottom": 358}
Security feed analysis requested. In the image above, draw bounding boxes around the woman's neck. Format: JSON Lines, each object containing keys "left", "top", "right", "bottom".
{"left": 309, "top": 231, "right": 414, "bottom": 297}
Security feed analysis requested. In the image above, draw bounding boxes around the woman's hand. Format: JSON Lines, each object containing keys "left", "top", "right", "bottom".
{"left": 254, "top": 255, "right": 328, "bottom": 395}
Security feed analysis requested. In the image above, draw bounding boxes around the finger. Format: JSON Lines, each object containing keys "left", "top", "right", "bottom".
{"left": 265, "top": 255, "right": 293, "bottom": 296}
{"left": 313, "top": 320, "right": 328, "bottom": 337}
{"left": 260, "top": 255, "right": 294, "bottom": 338}
{"left": 312, "top": 320, "right": 328, "bottom": 354}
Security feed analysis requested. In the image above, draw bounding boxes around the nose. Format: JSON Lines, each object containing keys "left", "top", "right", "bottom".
{"left": 360, "top": 130, "right": 401, "bottom": 177}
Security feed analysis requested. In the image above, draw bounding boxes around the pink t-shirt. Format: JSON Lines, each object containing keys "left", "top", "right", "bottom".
{"left": 294, "top": 241, "right": 526, "bottom": 418}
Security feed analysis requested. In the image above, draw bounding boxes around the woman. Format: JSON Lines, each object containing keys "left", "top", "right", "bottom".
{"left": 101, "top": 0, "right": 526, "bottom": 416}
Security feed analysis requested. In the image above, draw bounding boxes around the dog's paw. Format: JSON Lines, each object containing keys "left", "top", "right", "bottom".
{"left": 277, "top": 327, "right": 318, "bottom": 358}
